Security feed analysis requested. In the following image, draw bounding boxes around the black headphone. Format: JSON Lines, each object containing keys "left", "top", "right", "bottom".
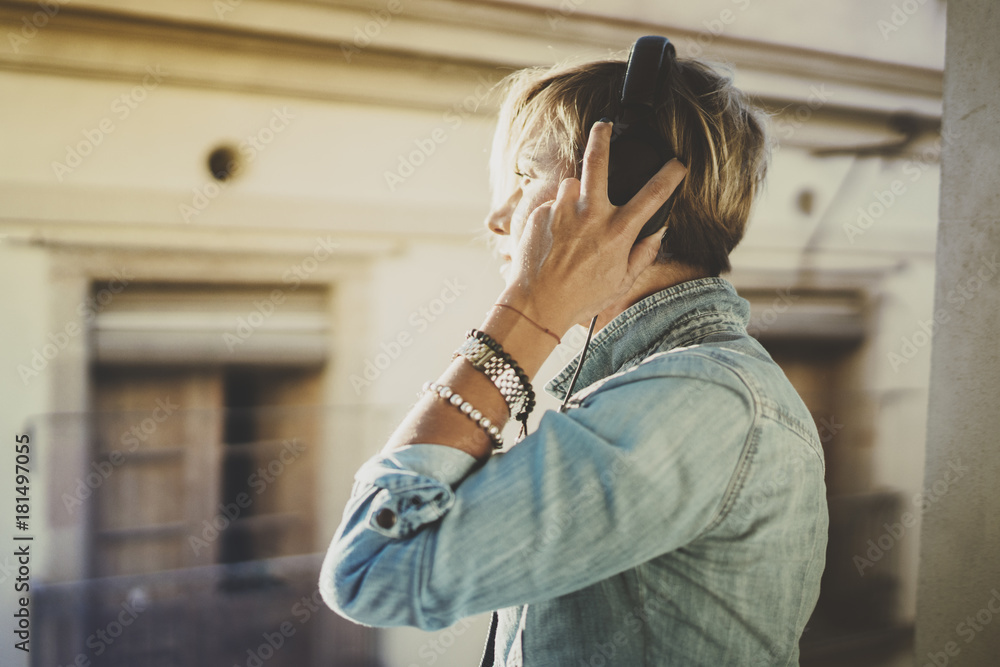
{"left": 606, "top": 35, "right": 678, "bottom": 241}
{"left": 552, "top": 37, "right": 682, "bottom": 419}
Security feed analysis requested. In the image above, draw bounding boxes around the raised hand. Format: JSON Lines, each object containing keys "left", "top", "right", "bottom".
{"left": 502, "top": 120, "right": 687, "bottom": 335}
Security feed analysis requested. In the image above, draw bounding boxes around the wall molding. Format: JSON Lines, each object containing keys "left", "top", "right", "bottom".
{"left": 0, "top": 0, "right": 942, "bottom": 117}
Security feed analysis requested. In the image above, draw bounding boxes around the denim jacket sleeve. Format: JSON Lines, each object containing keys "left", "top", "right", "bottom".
{"left": 319, "top": 352, "right": 755, "bottom": 631}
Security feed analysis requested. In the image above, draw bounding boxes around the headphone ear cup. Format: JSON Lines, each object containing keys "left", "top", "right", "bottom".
{"left": 606, "top": 123, "right": 677, "bottom": 241}
{"left": 607, "top": 138, "right": 664, "bottom": 207}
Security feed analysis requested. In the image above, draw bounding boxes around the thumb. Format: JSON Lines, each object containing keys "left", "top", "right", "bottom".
{"left": 625, "top": 226, "right": 667, "bottom": 280}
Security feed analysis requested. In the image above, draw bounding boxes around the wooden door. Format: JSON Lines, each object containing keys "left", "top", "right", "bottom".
{"left": 90, "top": 366, "right": 224, "bottom": 577}
{"left": 91, "top": 364, "right": 322, "bottom": 577}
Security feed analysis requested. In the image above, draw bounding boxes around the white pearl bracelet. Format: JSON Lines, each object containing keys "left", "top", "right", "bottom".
{"left": 421, "top": 381, "right": 504, "bottom": 449}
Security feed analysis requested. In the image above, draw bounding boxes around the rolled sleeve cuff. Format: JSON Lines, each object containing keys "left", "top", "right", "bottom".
{"left": 354, "top": 444, "right": 482, "bottom": 539}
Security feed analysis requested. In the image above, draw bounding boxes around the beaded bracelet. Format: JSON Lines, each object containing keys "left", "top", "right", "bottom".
{"left": 469, "top": 329, "right": 535, "bottom": 414}
{"left": 422, "top": 381, "right": 504, "bottom": 449}
{"left": 453, "top": 337, "right": 530, "bottom": 419}
{"left": 455, "top": 329, "right": 535, "bottom": 430}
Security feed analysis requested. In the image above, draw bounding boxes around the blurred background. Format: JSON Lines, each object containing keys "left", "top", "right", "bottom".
{"left": 0, "top": 0, "right": 954, "bottom": 665}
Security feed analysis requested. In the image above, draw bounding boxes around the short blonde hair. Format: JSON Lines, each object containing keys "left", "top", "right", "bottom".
{"left": 489, "top": 56, "right": 769, "bottom": 276}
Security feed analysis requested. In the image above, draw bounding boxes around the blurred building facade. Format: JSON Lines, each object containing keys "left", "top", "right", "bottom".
{"left": 0, "top": 1, "right": 947, "bottom": 665}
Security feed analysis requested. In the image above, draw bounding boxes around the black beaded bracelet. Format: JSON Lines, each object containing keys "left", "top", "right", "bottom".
{"left": 454, "top": 329, "right": 535, "bottom": 431}
{"left": 467, "top": 329, "right": 535, "bottom": 420}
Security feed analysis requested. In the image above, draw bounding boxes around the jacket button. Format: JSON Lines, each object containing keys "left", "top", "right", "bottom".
{"left": 375, "top": 508, "right": 396, "bottom": 529}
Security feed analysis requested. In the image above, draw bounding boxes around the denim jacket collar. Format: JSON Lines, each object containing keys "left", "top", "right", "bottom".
{"left": 545, "top": 277, "right": 750, "bottom": 401}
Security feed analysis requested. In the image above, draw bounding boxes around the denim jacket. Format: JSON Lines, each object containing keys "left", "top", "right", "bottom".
{"left": 320, "top": 277, "right": 828, "bottom": 666}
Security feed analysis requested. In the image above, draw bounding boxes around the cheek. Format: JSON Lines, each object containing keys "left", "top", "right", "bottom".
{"left": 510, "top": 182, "right": 560, "bottom": 245}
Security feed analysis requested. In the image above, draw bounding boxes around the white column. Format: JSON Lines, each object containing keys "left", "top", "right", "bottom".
{"left": 915, "top": 1, "right": 1000, "bottom": 664}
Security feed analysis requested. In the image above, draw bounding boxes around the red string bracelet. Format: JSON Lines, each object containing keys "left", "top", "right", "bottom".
{"left": 492, "top": 303, "right": 561, "bottom": 344}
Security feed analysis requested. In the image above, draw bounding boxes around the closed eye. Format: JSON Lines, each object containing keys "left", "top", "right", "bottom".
{"left": 513, "top": 161, "right": 534, "bottom": 181}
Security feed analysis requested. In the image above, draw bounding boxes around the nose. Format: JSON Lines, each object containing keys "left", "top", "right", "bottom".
{"left": 484, "top": 186, "right": 520, "bottom": 236}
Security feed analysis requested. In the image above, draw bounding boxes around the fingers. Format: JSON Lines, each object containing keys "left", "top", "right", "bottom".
{"left": 556, "top": 177, "right": 581, "bottom": 203}
{"left": 618, "top": 158, "right": 687, "bottom": 237}
{"left": 524, "top": 200, "right": 555, "bottom": 230}
{"left": 579, "top": 120, "right": 612, "bottom": 204}
{"left": 626, "top": 226, "right": 667, "bottom": 281}
{"left": 543, "top": 178, "right": 580, "bottom": 229}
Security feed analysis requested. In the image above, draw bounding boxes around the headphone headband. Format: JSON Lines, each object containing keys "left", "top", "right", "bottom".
{"left": 620, "top": 36, "right": 676, "bottom": 111}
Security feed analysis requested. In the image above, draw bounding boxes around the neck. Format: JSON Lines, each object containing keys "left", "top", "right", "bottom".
{"left": 590, "top": 262, "right": 711, "bottom": 330}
